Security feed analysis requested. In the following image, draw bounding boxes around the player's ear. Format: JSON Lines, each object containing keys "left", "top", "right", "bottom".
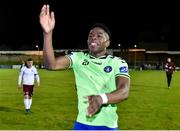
{"left": 105, "top": 40, "right": 110, "bottom": 48}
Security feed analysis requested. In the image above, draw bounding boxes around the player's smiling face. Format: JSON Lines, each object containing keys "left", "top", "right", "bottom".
{"left": 87, "top": 27, "right": 110, "bottom": 54}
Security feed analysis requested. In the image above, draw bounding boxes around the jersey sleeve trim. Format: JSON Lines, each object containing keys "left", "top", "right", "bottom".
{"left": 65, "top": 55, "right": 72, "bottom": 68}
{"left": 115, "top": 74, "right": 130, "bottom": 79}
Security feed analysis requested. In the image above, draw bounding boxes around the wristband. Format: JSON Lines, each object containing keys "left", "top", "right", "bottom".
{"left": 100, "top": 94, "right": 108, "bottom": 104}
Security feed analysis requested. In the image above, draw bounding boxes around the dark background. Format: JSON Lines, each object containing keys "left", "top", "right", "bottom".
{"left": 0, "top": 0, "right": 179, "bottom": 50}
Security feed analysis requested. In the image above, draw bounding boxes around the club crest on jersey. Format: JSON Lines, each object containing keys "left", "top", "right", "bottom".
{"left": 104, "top": 66, "right": 112, "bottom": 73}
{"left": 119, "top": 66, "right": 128, "bottom": 73}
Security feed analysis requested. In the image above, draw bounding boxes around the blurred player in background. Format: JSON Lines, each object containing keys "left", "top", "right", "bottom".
{"left": 18, "top": 58, "right": 40, "bottom": 113}
{"left": 20, "top": 60, "right": 26, "bottom": 69}
{"left": 165, "top": 57, "right": 176, "bottom": 88}
{"left": 40, "top": 5, "right": 130, "bottom": 130}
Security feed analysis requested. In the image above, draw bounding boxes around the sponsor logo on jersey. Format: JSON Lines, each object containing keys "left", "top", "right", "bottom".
{"left": 104, "top": 66, "right": 112, "bottom": 73}
{"left": 119, "top": 66, "right": 128, "bottom": 73}
{"left": 91, "top": 61, "right": 102, "bottom": 65}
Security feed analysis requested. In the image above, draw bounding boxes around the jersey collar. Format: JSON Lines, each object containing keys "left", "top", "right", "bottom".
{"left": 89, "top": 54, "right": 108, "bottom": 59}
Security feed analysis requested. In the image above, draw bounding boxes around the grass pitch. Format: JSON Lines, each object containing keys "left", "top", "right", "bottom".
{"left": 0, "top": 69, "right": 180, "bottom": 130}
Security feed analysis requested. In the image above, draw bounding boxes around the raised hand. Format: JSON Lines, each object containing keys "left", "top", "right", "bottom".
{"left": 39, "top": 5, "right": 55, "bottom": 34}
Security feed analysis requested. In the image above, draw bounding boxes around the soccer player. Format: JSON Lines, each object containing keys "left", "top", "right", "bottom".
{"left": 165, "top": 57, "right": 176, "bottom": 88}
{"left": 40, "top": 5, "right": 130, "bottom": 130}
{"left": 18, "top": 58, "right": 40, "bottom": 113}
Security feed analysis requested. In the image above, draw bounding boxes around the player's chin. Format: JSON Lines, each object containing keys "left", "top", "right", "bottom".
{"left": 89, "top": 47, "right": 99, "bottom": 52}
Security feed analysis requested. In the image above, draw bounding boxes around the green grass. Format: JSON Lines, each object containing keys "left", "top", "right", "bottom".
{"left": 118, "top": 70, "right": 180, "bottom": 130}
{"left": 0, "top": 69, "right": 180, "bottom": 129}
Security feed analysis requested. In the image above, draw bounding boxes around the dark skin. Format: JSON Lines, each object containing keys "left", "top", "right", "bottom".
{"left": 87, "top": 77, "right": 130, "bottom": 116}
{"left": 40, "top": 4, "right": 130, "bottom": 117}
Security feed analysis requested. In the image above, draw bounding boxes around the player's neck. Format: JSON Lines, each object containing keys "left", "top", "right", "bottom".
{"left": 27, "top": 65, "right": 33, "bottom": 68}
{"left": 89, "top": 50, "right": 107, "bottom": 58}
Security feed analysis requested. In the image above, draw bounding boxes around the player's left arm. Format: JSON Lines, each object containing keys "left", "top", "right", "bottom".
{"left": 34, "top": 67, "right": 40, "bottom": 87}
{"left": 87, "top": 59, "right": 130, "bottom": 116}
{"left": 173, "top": 63, "right": 177, "bottom": 72}
{"left": 106, "top": 76, "right": 130, "bottom": 103}
{"left": 86, "top": 76, "right": 130, "bottom": 116}
{"left": 106, "top": 59, "right": 131, "bottom": 103}
{"left": 35, "top": 74, "right": 40, "bottom": 87}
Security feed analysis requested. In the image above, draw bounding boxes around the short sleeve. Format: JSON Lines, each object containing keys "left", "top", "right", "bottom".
{"left": 66, "top": 52, "right": 80, "bottom": 68}
{"left": 32, "top": 66, "right": 38, "bottom": 75}
{"left": 115, "top": 59, "right": 130, "bottom": 78}
{"left": 20, "top": 66, "right": 26, "bottom": 74}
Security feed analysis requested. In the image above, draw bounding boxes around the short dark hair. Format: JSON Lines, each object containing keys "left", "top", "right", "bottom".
{"left": 91, "top": 23, "right": 111, "bottom": 38}
{"left": 27, "top": 58, "right": 33, "bottom": 61}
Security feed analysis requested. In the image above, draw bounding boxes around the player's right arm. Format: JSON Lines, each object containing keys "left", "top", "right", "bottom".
{"left": 18, "top": 67, "right": 24, "bottom": 88}
{"left": 40, "top": 4, "right": 70, "bottom": 70}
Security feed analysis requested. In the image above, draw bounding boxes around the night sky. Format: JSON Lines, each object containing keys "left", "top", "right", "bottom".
{"left": 0, "top": 0, "right": 179, "bottom": 50}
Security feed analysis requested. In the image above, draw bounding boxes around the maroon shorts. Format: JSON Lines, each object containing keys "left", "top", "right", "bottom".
{"left": 23, "top": 85, "right": 34, "bottom": 96}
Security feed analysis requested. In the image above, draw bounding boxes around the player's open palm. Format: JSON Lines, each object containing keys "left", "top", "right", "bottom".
{"left": 39, "top": 5, "right": 55, "bottom": 34}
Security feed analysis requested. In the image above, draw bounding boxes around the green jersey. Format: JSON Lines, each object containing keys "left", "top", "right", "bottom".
{"left": 67, "top": 52, "right": 130, "bottom": 128}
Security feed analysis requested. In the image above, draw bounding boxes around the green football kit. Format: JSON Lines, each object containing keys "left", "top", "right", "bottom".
{"left": 67, "top": 52, "right": 130, "bottom": 128}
